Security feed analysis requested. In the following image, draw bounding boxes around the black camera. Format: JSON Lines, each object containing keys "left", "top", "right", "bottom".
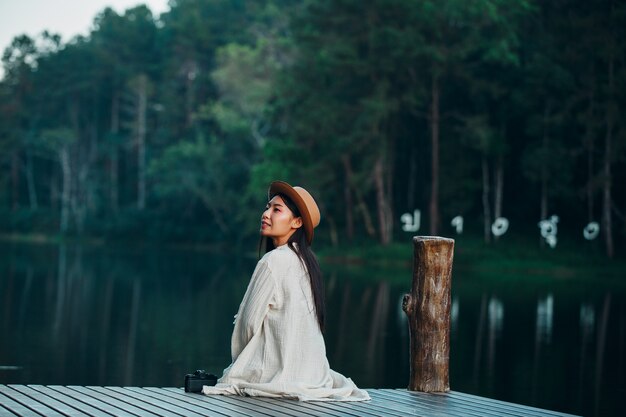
{"left": 184, "top": 370, "right": 218, "bottom": 393}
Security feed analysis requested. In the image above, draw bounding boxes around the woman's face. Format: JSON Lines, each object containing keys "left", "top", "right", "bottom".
{"left": 261, "top": 195, "right": 302, "bottom": 246}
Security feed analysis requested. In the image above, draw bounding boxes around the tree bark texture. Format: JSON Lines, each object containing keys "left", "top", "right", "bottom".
{"left": 375, "top": 157, "right": 392, "bottom": 245}
{"left": 110, "top": 90, "right": 120, "bottom": 213}
{"left": 59, "top": 146, "right": 71, "bottom": 234}
{"left": 602, "top": 49, "right": 614, "bottom": 258}
{"left": 402, "top": 236, "right": 454, "bottom": 392}
{"left": 342, "top": 155, "right": 354, "bottom": 241}
{"left": 540, "top": 103, "right": 549, "bottom": 248}
{"left": 11, "top": 152, "right": 19, "bottom": 211}
{"left": 585, "top": 89, "right": 595, "bottom": 223}
{"left": 494, "top": 154, "right": 503, "bottom": 220}
{"left": 356, "top": 190, "right": 376, "bottom": 238}
{"left": 493, "top": 155, "right": 504, "bottom": 242}
{"left": 136, "top": 74, "right": 147, "bottom": 211}
{"left": 25, "top": 151, "right": 38, "bottom": 210}
{"left": 481, "top": 156, "right": 491, "bottom": 243}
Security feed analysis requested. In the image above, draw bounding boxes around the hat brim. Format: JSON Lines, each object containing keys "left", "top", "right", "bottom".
{"left": 268, "top": 181, "right": 316, "bottom": 245}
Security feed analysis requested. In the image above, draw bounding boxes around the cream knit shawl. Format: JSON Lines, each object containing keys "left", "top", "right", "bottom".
{"left": 202, "top": 244, "right": 370, "bottom": 401}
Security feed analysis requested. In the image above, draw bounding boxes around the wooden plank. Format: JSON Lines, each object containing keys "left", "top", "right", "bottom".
{"left": 0, "top": 389, "right": 39, "bottom": 417}
{"left": 69, "top": 387, "right": 169, "bottom": 417}
{"left": 160, "top": 389, "right": 315, "bottom": 417}
{"left": 371, "top": 389, "right": 496, "bottom": 417}
{"left": 310, "top": 397, "right": 406, "bottom": 417}
{"left": 446, "top": 391, "right": 579, "bottom": 417}
{"left": 444, "top": 391, "right": 552, "bottom": 416}
{"left": 143, "top": 387, "right": 275, "bottom": 417}
{"left": 367, "top": 389, "right": 454, "bottom": 417}
{"left": 253, "top": 397, "right": 362, "bottom": 417}
{"left": 0, "top": 403, "right": 18, "bottom": 417}
{"left": 1, "top": 385, "right": 67, "bottom": 417}
{"left": 99, "top": 388, "right": 191, "bottom": 417}
{"left": 0, "top": 385, "right": 583, "bottom": 417}
{"left": 391, "top": 389, "right": 520, "bottom": 417}
{"left": 123, "top": 387, "right": 245, "bottom": 417}
{"left": 255, "top": 397, "right": 354, "bottom": 417}
{"left": 10, "top": 385, "right": 89, "bottom": 417}
{"left": 106, "top": 387, "right": 226, "bottom": 417}
{"left": 87, "top": 387, "right": 183, "bottom": 417}
{"left": 47, "top": 386, "right": 137, "bottom": 417}
{"left": 386, "top": 390, "right": 580, "bottom": 417}
{"left": 162, "top": 387, "right": 381, "bottom": 417}
{"left": 311, "top": 393, "right": 418, "bottom": 417}
{"left": 27, "top": 385, "right": 115, "bottom": 417}
{"left": 238, "top": 396, "right": 340, "bottom": 417}
{"left": 0, "top": 403, "right": 16, "bottom": 417}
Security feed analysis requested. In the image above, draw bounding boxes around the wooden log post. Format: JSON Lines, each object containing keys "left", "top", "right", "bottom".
{"left": 402, "top": 236, "right": 454, "bottom": 392}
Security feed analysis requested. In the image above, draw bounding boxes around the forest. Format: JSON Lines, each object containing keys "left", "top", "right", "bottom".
{"left": 1, "top": 0, "right": 625, "bottom": 257}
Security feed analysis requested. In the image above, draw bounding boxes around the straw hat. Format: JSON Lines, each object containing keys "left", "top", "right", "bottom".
{"left": 268, "top": 181, "right": 321, "bottom": 245}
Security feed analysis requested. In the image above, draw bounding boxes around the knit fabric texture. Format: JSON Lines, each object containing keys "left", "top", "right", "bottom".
{"left": 202, "top": 244, "right": 370, "bottom": 401}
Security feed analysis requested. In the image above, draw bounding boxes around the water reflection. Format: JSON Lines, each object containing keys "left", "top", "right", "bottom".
{"left": 451, "top": 296, "right": 459, "bottom": 333}
{"left": 0, "top": 243, "right": 244, "bottom": 387}
{"left": 594, "top": 294, "right": 611, "bottom": 417}
{"left": 0, "top": 242, "right": 624, "bottom": 416}
{"left": 536, "top": 294, "right": 554, "bottom": 344}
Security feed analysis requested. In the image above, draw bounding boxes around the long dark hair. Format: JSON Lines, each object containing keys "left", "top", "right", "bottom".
{"left": 259, "top": 193, "right": 325, "bottom": 332}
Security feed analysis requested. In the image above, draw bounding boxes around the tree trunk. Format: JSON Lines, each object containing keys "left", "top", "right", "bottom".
{"left": 327, "top": 215, "right": 339, "bottom": 247}
{"left": 87, "top": 87, "right": 99, "bottom": 213}
{"left": 493, "top": 154, "right": 504, "bottom": 241}
{"left": 75, "top": 155, "right": 88, "bottom": 235}
{"left": 342, "top": 155, "right": 354, "bottom": 241}
{"left": 407, "top": 146, "right": 417, "bottom": 210}
{"left": 585, "top": 89, "right": 595, "bottom": 223}
{"left": 540, "top": 103, "right": 549, "bottom": 246}
{"left": 429, "top": 75, "right": 440, "bottom": 236}
{"left": 110, "top": 90, "right": 120, "bottom": 213}
{"left": 494, "top": 154, "right": 503, "bottom": 219}
{"left": 374, "top": 157, "right": 391, "bottom": 245}
{"left": 50, "top": 170, "right": 59, "bottom": 211}
{"left": 185, "top": 61, "right": 197, "bottom": 128}
{"left": 387, "top": 135, "right": 395, "bottom": 239}
{"left": 602, "top": 50, "right": 614, "bottom": 258}
{"left": 68, "top": 100, "right": 85, "bottom": 234}
{"left": 355, "top": 189, "right": 376, "bottom": 238}
{"left": 481, "top": 156, "right": 492, "bottom": 243}
{"left": 136, "top": 74, "right": 148, "bottom": 211}
{"left": 402, "top": 236, "right": 454, "bottom": 392}
{"left": 59, "top": 146, "right": 71, "bottom": 234}
{"left": 24, "top": 151, "right": 38, "bottom": 210}
{"left": 11, "top": 152, "right": 19, "bottom": 211}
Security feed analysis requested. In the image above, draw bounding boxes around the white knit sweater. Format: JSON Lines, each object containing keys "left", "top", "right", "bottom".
{"left": 202, "top": 244, "right": 370, "bottom": 401}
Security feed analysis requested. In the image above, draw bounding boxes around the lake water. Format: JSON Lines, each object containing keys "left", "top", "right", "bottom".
{"left": 0, "top": 242, "right": 624, "bottom": 416}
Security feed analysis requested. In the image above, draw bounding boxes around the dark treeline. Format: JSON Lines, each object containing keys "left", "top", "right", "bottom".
{"left": 0, "top": 0, "right": 624, "bottom": 257}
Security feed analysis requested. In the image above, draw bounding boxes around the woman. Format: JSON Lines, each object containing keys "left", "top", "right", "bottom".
{"left": 202, "top": 181, "right": 370, "bottom": 401}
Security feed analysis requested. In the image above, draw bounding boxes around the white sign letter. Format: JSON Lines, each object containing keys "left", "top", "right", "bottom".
{"left": 538, "top": 215, "right": 559, "bottom": 248}
{"left": 583, "top": 222, "right": 600, "bottom": 240}
{"left": 451, "top": 216, "right": 463, "bottom": 234}
{"left": 401, "top": 209, "right": 421, "bottom": 232}
{"left": 492, "top": 217, "right": 509, "bottom": 237}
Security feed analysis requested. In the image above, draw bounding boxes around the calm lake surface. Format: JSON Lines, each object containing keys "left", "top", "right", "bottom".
{"left": 1, "top": 241, "right": 624, "bottom": 416}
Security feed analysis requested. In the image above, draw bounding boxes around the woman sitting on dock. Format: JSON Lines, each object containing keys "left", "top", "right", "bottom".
{"left": 202, "top": 181, "right": 370, "bottom": 402}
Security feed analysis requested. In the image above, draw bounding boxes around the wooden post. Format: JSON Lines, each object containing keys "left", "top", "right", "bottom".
{"left": 402, "top": 236, "right": 454, "bottom": 392}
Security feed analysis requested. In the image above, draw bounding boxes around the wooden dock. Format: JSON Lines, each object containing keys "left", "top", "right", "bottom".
{"left": 0, "top": 385, "right": 579, "bottom": 416}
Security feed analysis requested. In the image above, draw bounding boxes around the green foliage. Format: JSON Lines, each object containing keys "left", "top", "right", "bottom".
{"left": 0, "top": 0, "right": 624, "bottom": 256}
